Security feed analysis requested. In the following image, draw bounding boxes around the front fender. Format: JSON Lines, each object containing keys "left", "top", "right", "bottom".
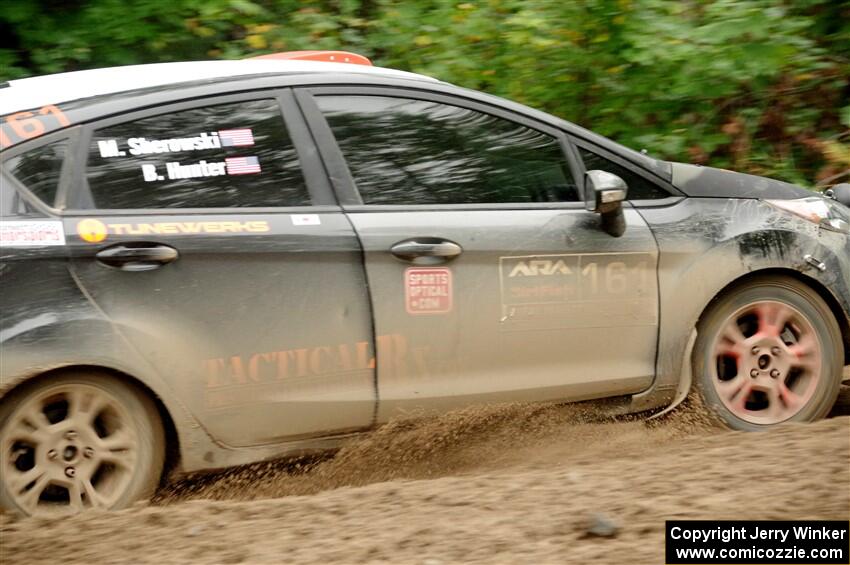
{"left": 630, "top": 198, "right": 849, "bottom": 412}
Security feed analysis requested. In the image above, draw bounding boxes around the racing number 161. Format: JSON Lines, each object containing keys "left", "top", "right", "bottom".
{"left": 0, "top": 105, "right": 71, "bottom": 148}
{"left": 581, "top": 261, "right": 649, "bottom": 296}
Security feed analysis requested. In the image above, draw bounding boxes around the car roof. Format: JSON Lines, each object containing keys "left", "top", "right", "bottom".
{"left": 0, "top": 57, "right": 673, "bottom": 184}
{"left": 0, "top": 59, "right": 437, "bottom": 116}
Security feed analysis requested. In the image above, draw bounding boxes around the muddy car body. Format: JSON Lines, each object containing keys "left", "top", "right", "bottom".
{"left": 1, "top": 53, "right": 849, "bottom": 514}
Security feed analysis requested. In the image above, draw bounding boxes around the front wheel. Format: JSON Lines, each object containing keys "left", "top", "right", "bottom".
{"left": 693, "top": 276, "right": 843, "bottom": 431}
{"left": 0, "top": 372, "right": 165, "bottom": 515}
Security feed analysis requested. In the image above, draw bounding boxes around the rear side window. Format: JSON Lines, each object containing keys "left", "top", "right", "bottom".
{"left": 316, "top": 95, "right": 579, "bottom": 205}
{"left": 85, "top": 99, "right": 309, "bottom": 209}
{"left": 578, "top": 147, "right": 669, "bottom": 200}
{"left": 4, "top": 139, "right": 68, "bottom": 207}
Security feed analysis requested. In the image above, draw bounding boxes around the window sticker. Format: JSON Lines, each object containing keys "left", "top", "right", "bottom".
{"left": 0, "top": 220, "right": 65, "bottom": 247}
{"left": 0, "top": 105, "right": 71, "bottom": 149}
{"left": 137, "top": 156, "right": 261, "bottom": 182}
{"left": 225, "top": 156, "right": 261, "bottom": 175}
{"left": 86, "top": 100, "right": 309, "bottom": 209}
{"left": 96, "top": 128, "right": 256, "bottom": 159}
{"left": 218, "top": 128, "right": 255, "bottom": 147}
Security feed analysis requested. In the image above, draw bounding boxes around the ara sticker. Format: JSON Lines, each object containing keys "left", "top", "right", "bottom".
{"left": 291, "top": 214, "right": 321, "bottom": 226}
{"left": 405, "top": 267, "right": 453, "bottom": 315}
{"left": 0, "top": 220, "right": 65, "bottom": 247}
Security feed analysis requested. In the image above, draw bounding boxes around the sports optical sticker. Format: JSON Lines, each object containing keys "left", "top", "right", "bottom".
{"left": 0, "top": 221, "right": 65, "bottom": 247}
{"left": 405, "top": 267, "right": 453, "bottom": 315}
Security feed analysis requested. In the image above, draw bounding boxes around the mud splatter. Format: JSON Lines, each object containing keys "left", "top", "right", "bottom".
{"left": 2, "top": 387, "right": 848, "bottom": 565}
{"left": 156, "top": 400, "right": 714, "bottom": 504}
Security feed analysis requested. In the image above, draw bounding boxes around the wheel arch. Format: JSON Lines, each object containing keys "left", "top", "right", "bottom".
{"left": 1, "top": 364, "right": 182, "bottom": 484}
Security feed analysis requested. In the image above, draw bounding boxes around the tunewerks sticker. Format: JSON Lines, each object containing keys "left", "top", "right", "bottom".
{"left": 0, "top": 220, "right": 65, "bottom": 247}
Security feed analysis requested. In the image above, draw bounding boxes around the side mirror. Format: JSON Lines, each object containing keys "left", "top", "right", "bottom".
{"left": 827, "top": 183, "right": 850, "bottom": 207}
{"left": 585, "top": 170, "right": 628, "bottom": 237}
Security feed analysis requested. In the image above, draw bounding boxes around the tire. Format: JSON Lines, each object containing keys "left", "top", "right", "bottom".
{"left": 693, "top": 276, "right": 843, "bottom": 431}
{"left": 0, "top": 371, "right": 165, "bottom": 515}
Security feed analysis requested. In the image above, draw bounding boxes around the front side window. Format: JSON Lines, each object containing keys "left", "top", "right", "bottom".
{"left": 4, "top": 139, "right": 68, "bottom": 207}
{"left": 316, "top": 95, "right": 579, "bottom": 205}
{"left": 578, "top": 147, "right": 670, "bottom": 200}
{"left": 86, "top": 99, "right": 309, "bottom": 209}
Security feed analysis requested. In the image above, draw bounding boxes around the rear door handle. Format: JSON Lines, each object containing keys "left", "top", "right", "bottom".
{"left": 95, "top": 243, "right": 179, "bottom": 271}
{"left": 390, "top": 238, "right": 462, "bottom": 264}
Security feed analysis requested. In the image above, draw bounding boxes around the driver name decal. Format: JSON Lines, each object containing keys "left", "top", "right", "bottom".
{"left": 97, "top": 128, "right": 255, "bottom": 158}
{"left": 139, "top": 156, "right": 261, "bottom": 182}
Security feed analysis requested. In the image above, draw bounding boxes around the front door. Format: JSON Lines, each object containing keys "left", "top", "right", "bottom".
{"left": 65, "top": 93, "right": 376, "bottom": 446}
{"left": 301, "top": 90, "right": 659, "bottom": 419}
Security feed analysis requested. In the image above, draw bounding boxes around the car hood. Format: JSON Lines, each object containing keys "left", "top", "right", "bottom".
{"left": 670, "top": 162, "right": 813, "bottom": 200}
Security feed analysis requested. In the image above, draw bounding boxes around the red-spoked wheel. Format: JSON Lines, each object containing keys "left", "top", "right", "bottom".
{"left": 694, "top": 276, "right": 843, "bottom": 430}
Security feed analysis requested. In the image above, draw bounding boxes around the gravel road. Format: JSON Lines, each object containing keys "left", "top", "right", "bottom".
{"left": 2, "top": 384, "right": 849, "bottom": 565}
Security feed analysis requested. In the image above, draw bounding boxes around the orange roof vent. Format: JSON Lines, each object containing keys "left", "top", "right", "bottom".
{"left": 248, "top": 51, "right": 372, "bottom": 66}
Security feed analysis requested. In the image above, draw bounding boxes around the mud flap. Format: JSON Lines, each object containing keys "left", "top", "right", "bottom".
{"left": 647, "top": 329, "right": 698, "bottom": 420}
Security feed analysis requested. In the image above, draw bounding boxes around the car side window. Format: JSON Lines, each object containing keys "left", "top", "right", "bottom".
{"left": 578, "top": 146, "right": 670, "bottom": 200}
{"left": 316, "top": 95, "right": 579, "bottom": 205}
{"left": 4, "top": 139, "right": 68, "bottom": 207}
{"left": 85, "top": 99, "right": 309, "bottom": 209}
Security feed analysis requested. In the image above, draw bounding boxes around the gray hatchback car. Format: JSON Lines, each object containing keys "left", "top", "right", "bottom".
{"left": 1, "top": 51, "right": 849, "bottom": 516}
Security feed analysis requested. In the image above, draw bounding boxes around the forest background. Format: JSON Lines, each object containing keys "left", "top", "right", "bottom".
{"left": 2, "top": 0, "right": 848, "bottom": 187}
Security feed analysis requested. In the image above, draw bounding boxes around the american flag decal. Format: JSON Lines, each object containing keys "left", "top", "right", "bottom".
{"left": 218, "top": 128, "right": 255, "bottom": 147}
{"left": 225, "top": 156, "right": 261, "bottom": 175}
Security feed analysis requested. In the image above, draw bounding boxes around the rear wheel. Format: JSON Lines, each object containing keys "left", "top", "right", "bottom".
{"left": 694, "top": 276, "right": 843, "bottom": 430}
{"left": 0, "top": 372, "right": 165, "bottom": 515}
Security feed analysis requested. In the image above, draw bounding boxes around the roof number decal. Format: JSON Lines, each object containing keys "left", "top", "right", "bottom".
{"left": 0, "top": 105, "right": 71, "bottom": 149}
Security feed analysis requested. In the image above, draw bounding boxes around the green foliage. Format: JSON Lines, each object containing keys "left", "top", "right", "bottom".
{"left": 2, "top": 0, "right": 848, "bottom": 187}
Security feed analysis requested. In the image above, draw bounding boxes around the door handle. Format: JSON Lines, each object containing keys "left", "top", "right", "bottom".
{"left": 390, "top": 238, "right": 462, "bottom": 265}
{"left": 95, "top": 243, "right": 179, "bottom": 271}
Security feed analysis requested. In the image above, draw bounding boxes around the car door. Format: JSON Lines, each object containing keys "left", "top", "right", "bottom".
{"left": 64, "top": 90, "right": 376, "bottom": 446}
{"left": 296, "top": 88, "right": 660, "bottom": 420}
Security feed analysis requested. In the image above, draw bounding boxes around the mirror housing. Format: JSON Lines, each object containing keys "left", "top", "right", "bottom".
{"left": 826, "top": 183, "right": 850, "bottom": 208}
{"left": 585, "top": 170, "right": 628, "bottom": 237}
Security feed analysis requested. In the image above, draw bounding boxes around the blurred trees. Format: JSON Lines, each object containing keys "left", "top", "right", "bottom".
{"left": 2, "top": 0, "right": 848, "bottom": 187}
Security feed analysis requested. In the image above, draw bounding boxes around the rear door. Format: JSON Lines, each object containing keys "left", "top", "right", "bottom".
{"left": 64, "top": 91, "right": 376, "bottom": 446}
{"left": 297, "top": 88, "right": 660, "bottom": 419}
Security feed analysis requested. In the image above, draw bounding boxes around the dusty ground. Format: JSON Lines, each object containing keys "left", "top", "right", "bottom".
{"left": 1, "top": 383, "right": 849, "bottom": 565}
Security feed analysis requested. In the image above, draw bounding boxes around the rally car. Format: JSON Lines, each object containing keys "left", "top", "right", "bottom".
{"left": 1, "top": 51, "right": 849, "bottom": 516}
